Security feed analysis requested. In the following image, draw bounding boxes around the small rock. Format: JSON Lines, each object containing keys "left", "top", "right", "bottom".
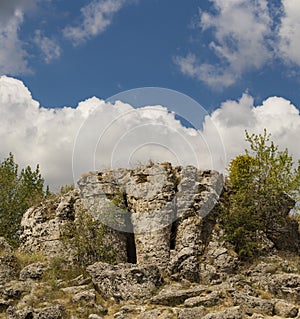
{"left": 274, "top": 300, "right": 299, "bottom": 318}
{"left": 175, "top": 306, "right": 207, "bottom": 319}
{"left": 234, "top": 293, "right": 274, "bottom": 316}
{"left": 137, "top": 308, "right": 177, "bottom": 319}
{"left": 19, "top": 262, "right": 46, "bottom": 281}
{"left": 88, "top": 315, "right": 103, "bottom": 319}
{"left": 34, "top": 304, "right": 66, "bottom": 319}
{"left": 0, "top": 254, "right": 19, "bottom": 285}
{"left": 71, "top": 289, "right": 96, "bottom": 303}
{"left": 61, "top": 285, "right": 90, "bottom": 295}
{"left": 202, "top": 306, "right": 242, "bottom": 319}
{"left": 6, "top": 306, "right": 34, "bottom": 319}
{"left": 0, "top": 237, "right": 13, "bottom": 253}
{"left": 184, "top": 291, "right": 221, "bottom": 307}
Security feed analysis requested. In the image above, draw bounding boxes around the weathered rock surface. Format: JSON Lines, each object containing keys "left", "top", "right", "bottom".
{"left": 267, "top": 273, "right": 300, "bottom": 302}
{"left": 19, "top": 262, "right": 47, "bottom": 281}
{"left": 1, "top": 163, "right": 299, "bottom": 319}
{"left": 87, "top": 262, "right": 163, "bottom": 301}
{"left": 6, "top": 304, "right": 66, "bottom": 319}
{"left": 19, "top": 190, "right": 81, "bottom": 259}
{"left": 274, "top": 300, "right": 299, "bottom": 318}
{"left": 77, "top": 163, "right": 224, "bottom": 276}
{"left": 0, "top": 238, "right": 19, "bottom": 285}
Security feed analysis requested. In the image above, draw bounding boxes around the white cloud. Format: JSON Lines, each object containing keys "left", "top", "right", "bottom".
{"left": 176, "top": 0, "right": 300, "bottom": 88}
{"left": 175, "top": 0, "right": 273, "bottom": 89}
{"left": 0, "top": 0, "right": 44, "bottom": 75}
{"left": 0, "top": 0, "right": 37, "bottom": 24}
{"left": 0, "top": 76, "right": 217, "bottom": 190}
{"left": 204, "top": 93, "right": 300, "bottom": 165}
{"left": 34, "top": 30, "right": 61, "bottom": 63}
{"left": 174, "top": 54, "right": 237, "bottom": 88}
{"left": 278, "top": 0, "right": 300, "bottom": 66}
{"left": 63, "top": 0, "right": 126, "bottom": 45}
{"left": 0, "top": 9, "right": 29, "bottom": 75}
{"left": 1, "top": 77, "right": 300, "bottom": 192}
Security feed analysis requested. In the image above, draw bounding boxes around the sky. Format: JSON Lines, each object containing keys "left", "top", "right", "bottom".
{"left": 1, "top": 0, "right": 300, "bottom": 190}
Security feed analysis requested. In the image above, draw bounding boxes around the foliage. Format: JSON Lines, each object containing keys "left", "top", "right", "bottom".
{"left": 0, "top": 153, "right": 47, "bottom": 246}
{"left": 62, "top": 205, "right": 116, "bottom": 266}
{"left": 223, "top": 130, "right": 300, "bottom": 259}
{"left": 60, "top": 183, "right": 75, "bottom": 195}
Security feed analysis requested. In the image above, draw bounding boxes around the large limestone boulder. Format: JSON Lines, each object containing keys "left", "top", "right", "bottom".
{"left": 19, "top": 190, "right": 127, "bottom": 263}
{"left": 87, "top": 262, "right": 163, "bottom": 301}
{"left": 19, "top": 190, "right": 81, "bottom": 259}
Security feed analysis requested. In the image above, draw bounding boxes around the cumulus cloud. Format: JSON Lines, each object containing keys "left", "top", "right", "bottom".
{"left": 176, "top": 0, "right": 300, "bottom": 88}
{"left": 0, "top": 0, "right": 43, "bottom": 75}
{"left": 175, "top": 0, "right": 273, "bottom": 88}
{"left": 0, "top": 9, "right": 29, "bottom": 75}
{"left": 0, "top": 76, "right": 217, "bottom": 190}
{"left": 205, "top": 93, "right": 300, "bottom": 164}
{"left": 63, "top": 0, "right": 126, "bottom": 45}
{"left": 1, "top": 76, "right": 300, "bottom": 191}
{"left": 33, "top": 30, "right": 61, "bottom": 63}
{"left": 278, "top": 0, "right": 300, "bottom": 66}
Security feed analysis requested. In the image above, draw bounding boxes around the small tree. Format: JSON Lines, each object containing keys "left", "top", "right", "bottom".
{"left": 0, "top": 153, "right": 47, "bottom": 246}
{"left": 224, "top": 130, "right": 300, "bottom": 258}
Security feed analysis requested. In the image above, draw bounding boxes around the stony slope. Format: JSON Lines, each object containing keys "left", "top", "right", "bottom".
{"left": 0, "top": 163, "right": 299, "bottom": 319}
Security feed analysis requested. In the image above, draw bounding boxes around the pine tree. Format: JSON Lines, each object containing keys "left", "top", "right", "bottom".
{"left": 0, "top": 153, "right": 47, "bottom": 246}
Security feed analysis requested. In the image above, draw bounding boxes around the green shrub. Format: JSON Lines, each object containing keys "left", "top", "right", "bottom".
{"left": 222, "top": 130, "right": 300, "bottom": 259}
{"left": 62, "top": 205, "right": 116, "bottom": 266}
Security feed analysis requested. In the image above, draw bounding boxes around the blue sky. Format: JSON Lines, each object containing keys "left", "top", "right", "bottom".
{"left": 2, "top": 0, "right": 300, "bottom": 110}
{"left": 1, "top": 0, "right": 300, "bottom": 188}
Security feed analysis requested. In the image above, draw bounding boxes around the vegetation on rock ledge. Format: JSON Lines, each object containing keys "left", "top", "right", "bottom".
{"left": 222, "top": 130, "right": 300, "bottom": 259}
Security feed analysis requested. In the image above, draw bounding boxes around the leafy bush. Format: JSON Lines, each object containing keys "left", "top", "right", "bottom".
{"left": 62, "top": 205, "right": 116, "bottom": 266}
{"left": 223, "top": 130, "right": 300, "bottom": 259}
{"left": 0, "top": 153, "right": 47, "bottom": 246}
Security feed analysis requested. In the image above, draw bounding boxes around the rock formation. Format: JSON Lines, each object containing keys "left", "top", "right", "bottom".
{"left": 0, "top": 163, "right": 299, "bottom": 319}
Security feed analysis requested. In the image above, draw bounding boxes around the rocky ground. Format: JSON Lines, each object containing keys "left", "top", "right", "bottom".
{"left": 1, "top": 163, "right": 300, "bottom": 318}
{"left": 1, "top": 235, "right": 300, "bottom": 319}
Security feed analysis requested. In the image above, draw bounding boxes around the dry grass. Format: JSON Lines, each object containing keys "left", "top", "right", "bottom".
{"left": 14, "top": 251, "right": 46, "bottom": 269}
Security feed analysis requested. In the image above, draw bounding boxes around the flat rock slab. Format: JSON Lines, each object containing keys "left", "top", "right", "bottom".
{"left": 151, "top": 284, "right": 207, "bottom": 306}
